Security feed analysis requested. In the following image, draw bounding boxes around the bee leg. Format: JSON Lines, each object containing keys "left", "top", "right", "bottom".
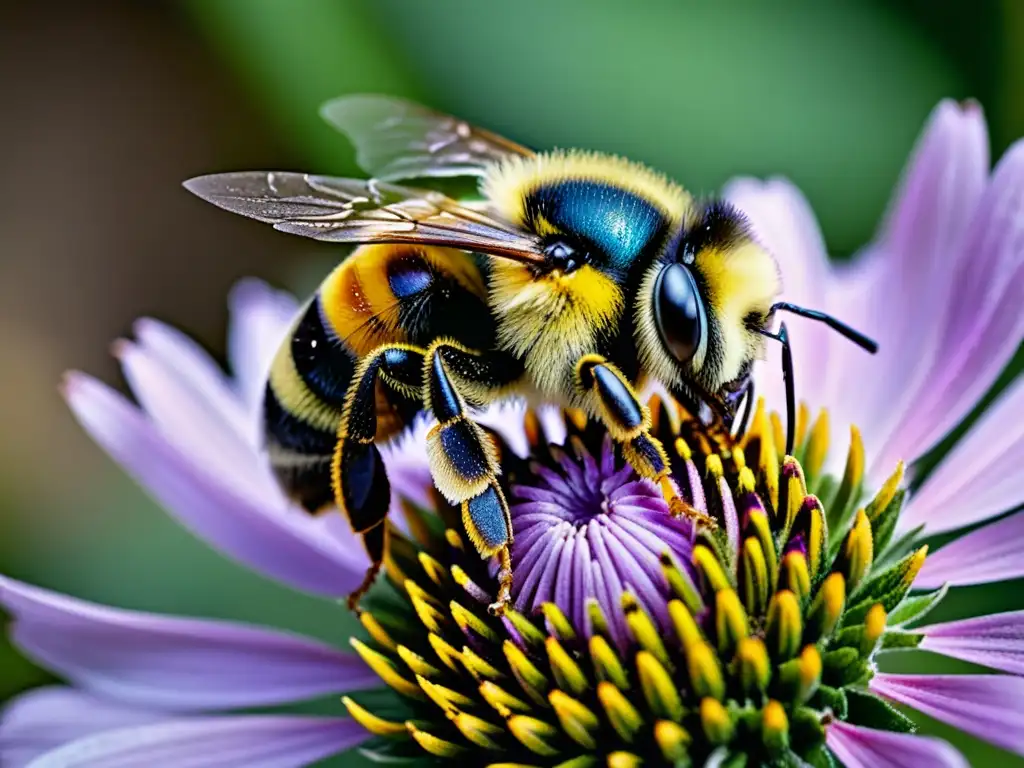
{"left": 333, "top": 344, "right": 426, "bottom": 610}
{"left": 575, "top": 354, "right": 718, "bottom": 531}
{"left": 422, "top": 340, "right": 521, "bottom": 615}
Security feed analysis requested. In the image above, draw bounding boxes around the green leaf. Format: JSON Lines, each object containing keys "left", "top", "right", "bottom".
{"left": 886, "top": 583, "right": 949, "bottom": 628}
{"left": 871, "top": 524, "right": 925, "bottom": 575}
{"left": 845, "top": 689, "right": 916, "bottom": 733}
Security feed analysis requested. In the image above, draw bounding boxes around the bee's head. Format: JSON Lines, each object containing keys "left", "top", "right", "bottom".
{"left": 637, "top": 200, "right": 781, "bottom": 405}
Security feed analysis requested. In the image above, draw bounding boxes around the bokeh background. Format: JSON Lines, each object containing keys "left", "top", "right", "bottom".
{"left": 1, "top": 1, "right": 1022, "bottom": 764}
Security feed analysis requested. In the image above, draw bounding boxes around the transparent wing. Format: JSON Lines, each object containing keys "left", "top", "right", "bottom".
{"left": 320, "top": 95, "right": 534, "bottom": 181}
{"left": 183, "top": 171, "right": 545, "bottom": 265}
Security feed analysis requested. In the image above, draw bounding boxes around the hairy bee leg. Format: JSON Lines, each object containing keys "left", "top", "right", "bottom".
{"left": 575, "top": 354, "right": 717, "bottom": 530}
{"left": 333, "top": 344, "right": 426, "bottom": 610}
{"left": 422, "top": 340, "right": 521, "bottom": 615}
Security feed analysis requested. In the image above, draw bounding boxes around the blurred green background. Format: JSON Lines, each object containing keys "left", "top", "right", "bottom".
{"left": 1, "top": 1, "right": 1022, "bottom": 764}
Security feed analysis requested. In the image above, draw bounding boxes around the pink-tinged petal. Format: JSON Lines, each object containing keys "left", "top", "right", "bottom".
{"left": 915, "top": 510, "right": 1024, "bottom": 589}
{"left": 0, "top": 687, "right": 164, "bottom": 768}
{"left": 116, "top": 339, "right": 282, "bottom": 504}
{"left": 0, "top": 576, "right": 375, "bottom": 711}
{"left": 901, "top": 378, "right": 1024, "bottom": 534}
{"left": 63, "top": 373, "right": 365, "bottom": 597}
{"left": 724, "top": 177, "right": 836, "bottom": 409}
{"left": 27, "top": 716, "right": 366, "bottom": 768}
{"left": 871, "top": 673, "right": 1024, "bottom": 755}
{"left": 875, "top": 138, "right": 1024, "bottom": 474}
{"left": 918, "top": 610, "right": 1024, "bottom": 675}
{"left": 841, "top": 103, "right": 990, "bottom": 470}
{"left": 826, "top": 720, "right": 967, "bottom": 768}
{"left": 227, "top": 279, "right": 298, "bottom": 417}
{"left": 132, "top": 318, "right": 251, "bottom": 445}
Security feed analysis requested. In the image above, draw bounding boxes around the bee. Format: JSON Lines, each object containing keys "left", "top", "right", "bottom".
{"left": 185, "top": 96, "right": 876, "bottom": 613}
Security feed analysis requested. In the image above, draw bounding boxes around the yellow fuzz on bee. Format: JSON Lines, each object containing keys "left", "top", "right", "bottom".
{"left": 482, "top": 149, "right": 692, "bottom": 227}
{"left": 490, "top": 261, "right": 623, "bottom": 402}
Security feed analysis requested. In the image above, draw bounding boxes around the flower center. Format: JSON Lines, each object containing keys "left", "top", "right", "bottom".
{"left": 349, "top": 398, "right": 936, "bottom": 767}
{"left": 508, "top": 436, "right": 695, "bottom": 651}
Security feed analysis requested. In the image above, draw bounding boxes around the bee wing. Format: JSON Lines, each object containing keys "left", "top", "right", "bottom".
{"left": 183, "top": 171, "right": 546, "bottom": 265}
{"left": 320, "top": 95, "right": 533, "bottom": 181}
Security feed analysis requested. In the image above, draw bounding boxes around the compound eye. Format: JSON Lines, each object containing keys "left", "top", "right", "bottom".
{"left": 653, "top": 263, "right": 704, "bottom": 364}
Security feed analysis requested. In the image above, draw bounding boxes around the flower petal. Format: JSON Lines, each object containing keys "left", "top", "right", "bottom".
{"left": 918, "top": 610, "right": 1024, "bottom": 675}
{"left": 63, "top": 373, "right": 366, "bottom": 597}
{"left": 132, "top": 318, "right": 251, "bottom": 445}
{"left": 0, "top": 687, "right": 164, "bottom": 768}
{"left": 901, "top": 378, "right": 1024, "bottom": 535}
{"left": 0, "top": 576, "right": 376, "bottom": 711}
{"left": 826, "top": 720, "right": 967, "bottom": 768}
{"left": 915, "top": 510, "right": 1024, "bottom": 589}
{"left": 724, "top": 177, "right": 836, "bottom": 409}
{"left": 117, "top": 338, "right": 281, "bottom": 504}
{"left": 831, "top": 103, "right": 991, "bottom": 469}
{"left": 227, "top": 279, "right": 298, "bottom": 417}
{"left": 871, "top": 673, "right": 1024, "bottom": 755}
{"left": 26, "top": 716, "right": 366, "bottom": 768}
{"left": 875, "top": 136, "right": 1024, "bottom": 474}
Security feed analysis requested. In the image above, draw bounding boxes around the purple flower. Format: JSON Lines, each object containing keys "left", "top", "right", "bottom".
{"left": 2, "top": 98, "right": 1024, "bottom": 767}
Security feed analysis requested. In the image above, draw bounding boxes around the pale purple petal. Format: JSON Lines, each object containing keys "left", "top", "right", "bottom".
{"left": 117, "top": 339, "right": 282, "bottom": 504}
{"left": 0, "top": 576, "right": 375, "bottom": 711}
{"left": 133, "top": 319, "right": 251, "bottom": 438}
{"left": 0, "top": 687, "right": 164, "bottom": 768}
{"left": 871, "top": 673, "right": 1024, "bottom": 755}
{"left": 724, "top": 177, "right": 836, "bottom": 410}
{"left": 227, "top": 279, "right": 298, "bottom": 418}
{"left": 826, "top": 720, "right": 967, "bottom": 768}
{"left": 26, "top": 716, "right": 366, "bottom": 768}
{"left": 874, "top": 137, "right": 1024, "bottom": 474}
{"left": 832, "top": 103, "right": 991, "bottom": 470}
{"left": 915, "top": 510, "right": 1024, "bottom": 589}
{"left": 901, "top": 378, "right": 1024, "bottom": 535}
{"left": 919, "top": 610, "right": 1024, "bottom": 675}
{"left": 63, "top": 373, "right": 365, "bottom": 597}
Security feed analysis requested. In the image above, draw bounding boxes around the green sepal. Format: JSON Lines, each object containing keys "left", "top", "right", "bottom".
{"left": 866, "top": 488, "right": 906, "bottom": 557}
{"left": 845, "top": 689, "right": 916, "bottom": 733}
{"left": 789, "top": 706, "right": 826, "bottom": 751}
{"left": 809, "top": 685, "right": 847, "bottom": 719}
{"left": 800, "top": 743, "right": 838, "bottom": 768}
{"left": 821, "top": 647, "right": 868, "bottom": 687}
{"left": 843, "top": 547, "right": 926, "bottom": 626}
{"left": 871, "top": 523, "right": 924, "bottom": 575}
{"left": 886, "top": 583, "right": 948, "bottom": 628}
{"left": 880, "top": 630, "right": 924, "bottom": 651}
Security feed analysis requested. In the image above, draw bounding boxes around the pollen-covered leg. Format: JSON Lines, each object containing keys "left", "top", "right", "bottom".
{"left": 423, "top": 340, "right": 521, "bottom": 613}
{"left": 576, "top": 354, "right": 717, "bottom": 530}
{"left": 334, "top": 344, "right": 425, "bottom": 609}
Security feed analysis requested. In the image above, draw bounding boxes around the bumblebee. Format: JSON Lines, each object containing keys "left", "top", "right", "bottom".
{"left": 185, "top": 96, "right": 876, "bottom": 613}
